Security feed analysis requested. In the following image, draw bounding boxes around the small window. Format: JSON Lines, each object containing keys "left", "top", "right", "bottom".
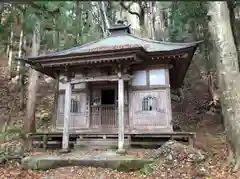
{"left": 142, "top": 96, "right": 158, "bottom": 111}
{"left": 71, "top": 99, "right": 80, "bottom": 113}
{"left": 132, "top": 71, "right": 147, "bottom": 86}
{"left": 59, "top": 96, "right": 81, "bottom": 113}
{"left": 149, "top": 69, "right": 166, "bottom": 85}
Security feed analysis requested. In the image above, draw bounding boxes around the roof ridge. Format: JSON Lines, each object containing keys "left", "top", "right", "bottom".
{"left": 127, "top": 34, "right": 203, "bottom": 46}
{"left": 29, "top": 33, "right": 202, "bottom": 60}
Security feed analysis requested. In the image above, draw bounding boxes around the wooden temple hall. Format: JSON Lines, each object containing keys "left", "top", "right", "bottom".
{"left": 25, "top": 21, "right": 201, "bottom": 151}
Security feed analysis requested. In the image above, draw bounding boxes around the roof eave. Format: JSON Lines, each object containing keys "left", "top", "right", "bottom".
{"left": 27, "top": 46, "right": 146, "bottom": 61}
{"left": 170, "top": 45, "right": 198, "bottom": 88}
{"left": 24, "top": 48, "right": 149, "bottom": 70}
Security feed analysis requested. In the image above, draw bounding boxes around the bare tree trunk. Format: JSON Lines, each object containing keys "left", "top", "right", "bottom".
{"left": 15, "top": 4, "right": 25, "bottom": 81}
{"left": 97, "top": 1, "right": 110, "bottom": 37}
{"left": 17, "top": 29, "right": 25, "bottom": 110}
{"left": 98, "top": 1, "right": 110, "bottom": 37}
{"left": 154, "top": 3, "right": 168, "bottom": 40}
{"left": 227, "top": 1, "right": 240, "bottom": 63}
{"left": 114, "top": 4, "right": 123, "bottom": 23}
{"left": 52, "top": 17, "right": 57, "bottom": 49}
{"left": 101, "top": 1, "right": 110, "bottom": 29}
{"left": 119, "top": 1, "right": 146, "bottom": 36}
{"left": 208, "top": 1, "right": 240, "bottom": 171}
{"left": 96, "top": 2, "right": 106, "bottom": 37}
{"left": 227, "top": 1, "right": 238, "bottom": 47}
{"left": 7, "top": 4, "right": 14, "bottom": 75}
{"left": 148, "top": 1, "right": 155, "bottom": 39}
{"left": 8, "top": 27, "right": 13, "bottom": 75}
{"left": 169, "top": 1, "right": 178, "bottom": 41}
{"left": 119, "top": 5, "right": 123, "bottom": 20}
{"left": 0, "top": 4, "right": 4, "bottom": 25}
{"left": 75, "top": 1, "right": 83, "bottom": 44}
{"left": 25, "top": 21, "right": 41, "bottom": 136}
{"left": 17, "top": 29, "right": 23, "bottom": 75}
{"left": 80, "top": 2, "right": 84, "bottom": 43}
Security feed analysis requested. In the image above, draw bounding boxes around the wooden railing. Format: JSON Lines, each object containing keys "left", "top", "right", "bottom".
{"left": 90, "top": 104, "right": 129, "bottom": 128}
{"left": 56, "top": 112, "right": 86, "bottom": 129}
{"left": 56, "top": 105, "right": 129, "bottom": 129}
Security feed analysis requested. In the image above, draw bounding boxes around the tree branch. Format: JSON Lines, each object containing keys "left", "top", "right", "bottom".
{"left": 28, "top": 2, "right": 61, "bottom": 17}
{"left": 120, "top": 1, "right": 140, "bottom": 19}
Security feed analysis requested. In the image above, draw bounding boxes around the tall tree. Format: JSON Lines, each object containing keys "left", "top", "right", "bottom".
{"left": 97, "top": 1, "right": 110, "bottom": 37}
{"left": 227, "top": 0, "right": 240, "bottom": 63}
{"left": 120, "top": 1, "right": 146, "bottom": 36}
{"left": 208, "top": 1, "right": 240, "bottom": 171}
{"left": 7, "top": 4, "right": 14, "bottom": 75}
{"left": 75, "top": 1, "right": 83, "bottom": 44}
{"left": 25, "top": 18, "right": 40, "bottom": 135}
{"left": 16, "top": 4, "right": 25, "bottom": 110}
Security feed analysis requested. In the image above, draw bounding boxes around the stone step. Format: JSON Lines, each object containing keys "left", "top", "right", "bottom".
{"left": 22, "top": 152, "right": 153, "bottom": 171}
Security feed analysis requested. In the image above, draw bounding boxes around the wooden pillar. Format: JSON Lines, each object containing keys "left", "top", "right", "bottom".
{"left": 52, "top": 74, "right": 59, "bottom": 129}
{"left": 86, "top": 82, "right": 91, "bottom": 128}
{"left": 117, "top": 70, "right": 125, "bottom": 153}
{"left": 62, "top": 81, "right": 72, "bottom": 151}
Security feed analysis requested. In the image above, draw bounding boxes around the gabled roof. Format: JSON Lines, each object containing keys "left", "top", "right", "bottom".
{"left": 25, "top": 21, "right": 202, "bottom": 88}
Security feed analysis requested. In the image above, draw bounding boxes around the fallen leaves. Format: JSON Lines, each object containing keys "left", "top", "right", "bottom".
{"left": 0, "top": 141, "right": 239, "bottom": 179}
{"left": 0, "top": 119, "right": 239, "bottom": 179}
{"left": 0, "top": 166, "right": 44, "bottom": 179}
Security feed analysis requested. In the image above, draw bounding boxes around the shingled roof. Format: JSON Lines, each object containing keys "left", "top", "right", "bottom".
{"left": 25, "top": 21, "right": 202, "bottom": 88}
{"left": 29, "top": 25, "right": 201, "bottom": 60}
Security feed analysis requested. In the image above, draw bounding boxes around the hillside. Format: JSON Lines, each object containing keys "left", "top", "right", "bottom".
{"left": 0, "top": 55, "right": 55, "bottom": 139}
{"left": 0, "top": 56, "right": 236, "bottom": 178}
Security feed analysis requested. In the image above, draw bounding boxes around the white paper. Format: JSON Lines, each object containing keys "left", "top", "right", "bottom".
{"left": 132, "top": 70, "right": 147, "bottom": 86}
{"left": 149, "top": 69, "right": 166, "bottom": 85}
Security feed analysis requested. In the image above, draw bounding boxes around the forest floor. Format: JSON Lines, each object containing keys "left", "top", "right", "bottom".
{"left": 0, "top": 114, "right": 239, "bottom": 179}
{"left": 0, "top": 55, "right": 239, "bottom": 178}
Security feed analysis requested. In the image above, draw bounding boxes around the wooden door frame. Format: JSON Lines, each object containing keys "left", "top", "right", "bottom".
{"left": 100, "top": 87, "right": 117, "bottom": 126}
{"left": 89, "top": 82, "right": 130, "bottom": 128}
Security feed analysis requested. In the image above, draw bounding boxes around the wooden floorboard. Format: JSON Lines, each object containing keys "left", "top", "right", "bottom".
{"left": 28, "top": 131, "right": 196, "bottom": 150}
{"left": 28, "top": 132, "right": 195, "bottom": 136}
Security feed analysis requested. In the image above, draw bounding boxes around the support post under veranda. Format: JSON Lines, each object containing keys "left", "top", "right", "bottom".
{"left": 61, "top": 79, "right": 72, "bottom": 152}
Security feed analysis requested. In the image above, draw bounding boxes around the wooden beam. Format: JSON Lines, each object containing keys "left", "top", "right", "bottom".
{"left": 70, "top": 75, "right": 133, "bottom": 84}
{"left": 62, "top": 81, "right": 72, "bottom": 151}
{"left": 117, "top": 70, "right": 125, "bottom": 152}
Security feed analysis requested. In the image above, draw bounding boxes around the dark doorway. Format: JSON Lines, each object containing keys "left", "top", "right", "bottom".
{"left": 101, "top": 89, "right": 115, "bottom": 105}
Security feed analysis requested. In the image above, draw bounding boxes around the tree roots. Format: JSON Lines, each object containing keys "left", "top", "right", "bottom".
{"left": 224, "top": 148, "right": 240, "bottom": 172}
{"left": 233, "top": 158, "right": 240, "bottom": 172}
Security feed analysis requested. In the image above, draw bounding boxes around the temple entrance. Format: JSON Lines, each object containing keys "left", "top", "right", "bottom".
{"left": 101, "top": 89, "right": 117, "bottom": 126}
{"left": 101, "top": 89, "right": 115, "bottom": 105}
{"left": 90, "top": 83, "right": 129, "bottom": 129}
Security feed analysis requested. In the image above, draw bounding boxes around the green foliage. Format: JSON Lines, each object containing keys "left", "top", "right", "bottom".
{"left": 137, "top": 161, "right": 159, "bottom": 176}
{"left": 172, "top": 2, "right": 207, "bottom": 24}
{"left": 39, "top": 109, "right": 51, "bottom": 124}
{"left": 0, "top": 1, "right": 210, "bottom": 58}
{"left": 168, "top": 2, "right": 208, "bottom": 41}
{"left": 0, "top": 1, "right": 105, "bottom": 54}
{"left": 0, "top": 127, "right": 24, "bottom": 142}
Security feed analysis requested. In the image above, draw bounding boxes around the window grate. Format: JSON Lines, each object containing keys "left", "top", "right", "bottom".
{"left": 142, "top": 96, "right": 158, "bottom": 111}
